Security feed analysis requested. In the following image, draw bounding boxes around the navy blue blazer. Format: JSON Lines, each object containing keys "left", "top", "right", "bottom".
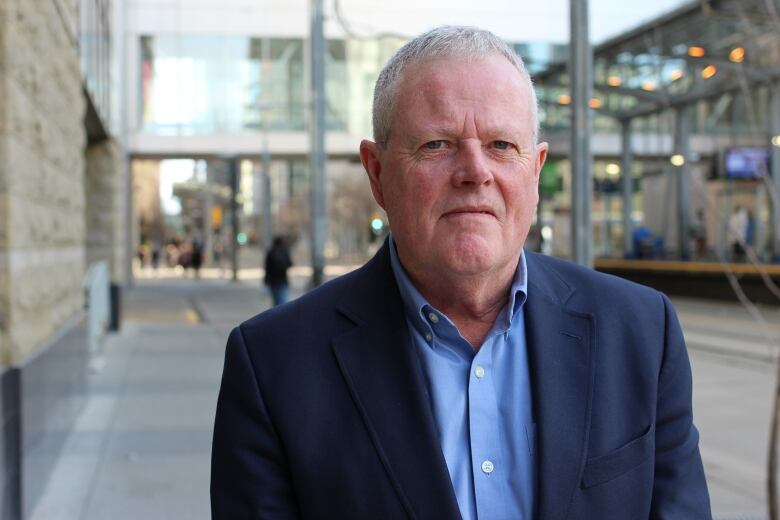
{"left": 211, "top": 242, "right": 711, "bottom": 519}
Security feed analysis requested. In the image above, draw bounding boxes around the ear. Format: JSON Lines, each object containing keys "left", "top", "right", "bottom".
{"left": 534, "top": 141, "right": 549, "bottom": 181}
{"left": 360, "top": 139, "right": 386, "bottom": 208}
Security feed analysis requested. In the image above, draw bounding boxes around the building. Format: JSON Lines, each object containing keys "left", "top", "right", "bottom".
{"left": 0, "top": 0, "right": 126, "bottom": 516}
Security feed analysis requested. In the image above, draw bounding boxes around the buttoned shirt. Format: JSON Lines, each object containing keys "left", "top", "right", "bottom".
{"left": 388, "top": 236, "right": 535, "bottom": 520}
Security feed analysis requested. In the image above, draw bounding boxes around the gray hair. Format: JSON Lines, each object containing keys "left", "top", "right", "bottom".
{"left": 371, "top": 26, "right": 539, "bottom": 147}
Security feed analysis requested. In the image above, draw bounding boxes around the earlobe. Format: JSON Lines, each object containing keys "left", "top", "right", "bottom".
{"left": 360, "top": 139, "right": 386, "bottom": 208}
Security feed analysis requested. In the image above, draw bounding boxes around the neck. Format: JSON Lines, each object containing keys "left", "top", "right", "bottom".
{"left": 404, "top": 260, "right": 516, "bottom": 351}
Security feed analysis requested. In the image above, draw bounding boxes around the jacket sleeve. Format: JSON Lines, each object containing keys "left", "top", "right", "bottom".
{"left": 650, "top": 294, "right": 712, "bottom": 518}
{"left": 211, "top": 326, "right": 300, "bottom": 519}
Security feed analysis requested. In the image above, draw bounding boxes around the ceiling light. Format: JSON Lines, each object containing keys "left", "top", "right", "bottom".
{"left": 670, "top": 154, "right": 685, "bottom": 166}
{"left": 588, "top": 98, "right": 603, "bottom": 109}
{"left": 688, "top": 46, "right": 705, "bottom": 58}
{"left": 729, "top": 47, "right": 745, "bottom": 63}
{"left": 701, "top": 65, "right": 718, "bottom": 79}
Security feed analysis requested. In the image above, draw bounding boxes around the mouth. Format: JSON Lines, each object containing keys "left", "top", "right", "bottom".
{"left": 441, "top": 206, "right": 497, "bottom": 219}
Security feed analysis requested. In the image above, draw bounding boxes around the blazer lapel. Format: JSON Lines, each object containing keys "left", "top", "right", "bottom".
{"left": 331, "top": 243, "right": 461, "bottom": 520}
{"left": 525, "top": 252, "right": 595, "bottom": 520}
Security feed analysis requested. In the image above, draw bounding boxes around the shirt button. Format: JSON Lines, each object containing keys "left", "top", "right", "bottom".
{"left": 424, "top": 332, "right": 433, "bottom": 342}
{"left": 428, "top": 312, "right": 439, "bottom": 324}
{"left": 481, "top": 460, "right": 494, "bottom": 474}
{"left": 475, "top": 365, "right": 485, "bottom": 379}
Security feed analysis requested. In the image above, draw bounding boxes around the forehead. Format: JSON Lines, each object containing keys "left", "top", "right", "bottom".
{"left": 392, "top": 55, "right": 534, "bottom": 135}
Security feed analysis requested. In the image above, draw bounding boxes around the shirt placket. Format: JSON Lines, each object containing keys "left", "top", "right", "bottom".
{"left": 468, "top": 336, "right": 505, "bottom": 519}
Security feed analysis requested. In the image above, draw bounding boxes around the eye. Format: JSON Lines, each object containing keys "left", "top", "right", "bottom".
{"left": 423, "top": 140, "right": 445, "bottom": 150}
{"left": 492, "top": 140, "right": 512, "bottom": 150}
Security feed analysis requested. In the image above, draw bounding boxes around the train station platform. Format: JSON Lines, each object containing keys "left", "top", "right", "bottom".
{"left": 26, "top": 275, "right": 780, "bottom": 519}
{"left": 596, "top": 259, "right": 780, "bottom": 305}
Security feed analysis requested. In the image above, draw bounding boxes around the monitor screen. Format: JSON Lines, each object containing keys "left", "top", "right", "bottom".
{"left": 724, "top": 147, "right": 770, "bottom": 179}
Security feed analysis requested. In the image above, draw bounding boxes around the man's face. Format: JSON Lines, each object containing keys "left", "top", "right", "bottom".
{"left": 361, "top": 54, "right": 548, "bottom": 281}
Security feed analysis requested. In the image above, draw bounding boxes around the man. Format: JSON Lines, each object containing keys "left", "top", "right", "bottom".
{"left": 211, "top": 26, "right": 711, "bottom": 519}
{"left": 265, "top": 235, "right": 293, "bottom": 306}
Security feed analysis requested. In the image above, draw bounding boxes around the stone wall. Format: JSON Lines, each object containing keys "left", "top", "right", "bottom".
{"left": 0, "top": 0, "right": 86, "bottom": 365}
{"left": 86, "top": 138, "right": 126, "bottom": 284}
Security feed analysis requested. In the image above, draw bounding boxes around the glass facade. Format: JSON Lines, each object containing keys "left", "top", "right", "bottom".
{"left": 139, "top": 35, "right": 299, "bottom": 135}
{"left": 79, "top": 0, "right": 114, "bottom": 130}
{"left": 138, "top": 35, "right": 562, "bottom": 137}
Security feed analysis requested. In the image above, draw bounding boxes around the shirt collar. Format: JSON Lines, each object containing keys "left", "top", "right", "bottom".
{"left": 388, "top": 234, "right": 528, "bottom": 340}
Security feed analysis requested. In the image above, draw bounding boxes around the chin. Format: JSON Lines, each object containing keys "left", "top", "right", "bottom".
{"left": 439, "top": 241, "right": 500, "bottom": 275}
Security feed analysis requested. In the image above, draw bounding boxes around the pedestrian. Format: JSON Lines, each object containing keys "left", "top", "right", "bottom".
{"left": 689, "top": 209, "right": 707, "bottom": 259}
{"left": 728, "top": 205, "right": 748, "bottom": 261}
{"left": 264, "top": 236, "right": 292, "bottom": 306}
{"left": 212, "top": 26, "right": 710, "bottom": 519}
{"left": 191, "top": 239, "right": 204, "bottom": 278}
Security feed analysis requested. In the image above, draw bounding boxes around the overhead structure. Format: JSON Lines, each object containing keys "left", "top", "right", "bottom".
{"left": 533, "top": 0, "right": 780, "bottom": 261}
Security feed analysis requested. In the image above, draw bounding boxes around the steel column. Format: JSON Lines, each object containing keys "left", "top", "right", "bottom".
{"left": 621, "top": 119, "right": 633, "bottom": 258}
{"left": 569, "top": 0, "right": 594, "bottom": 267}
{"left": 309, "top": 0, "right": 327, "bottom": 286}
{"left": 675, "top": 107, "right": 691, "bottom": 260}
{"left": 771, "top": 82, "right": 780, "bottom": 261}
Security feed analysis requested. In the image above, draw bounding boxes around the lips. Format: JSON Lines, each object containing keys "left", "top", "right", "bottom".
{"left": 441, "top": 205, "right": 497, "bottom": 218}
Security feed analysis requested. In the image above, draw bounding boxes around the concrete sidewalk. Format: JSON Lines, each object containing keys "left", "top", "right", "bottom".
{"left": 29, "top": 278, "right": 283, "bottom": 520}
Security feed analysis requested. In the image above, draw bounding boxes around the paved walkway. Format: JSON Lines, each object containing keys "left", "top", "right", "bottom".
{"left": 28, "top": 277, "right": 780, "bottom": 520}
{"left": 29, "top": 277, "right": 285, "bottom": 520}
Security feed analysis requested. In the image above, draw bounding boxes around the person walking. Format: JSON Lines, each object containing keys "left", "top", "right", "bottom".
{"left": 264, "top": 236, "right": 292, "bottom": 306}
{"left": 728, "top": 205, "right": 748, "bottom": 262}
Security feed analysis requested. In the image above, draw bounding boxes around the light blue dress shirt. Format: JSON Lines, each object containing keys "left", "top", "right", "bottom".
{"left": 388, "top": 236, "right": 535, "bottom": 520}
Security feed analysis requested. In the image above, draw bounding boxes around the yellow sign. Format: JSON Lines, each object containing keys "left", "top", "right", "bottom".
{"left": 212, "top": 206, "right": 223, "bottom": 228}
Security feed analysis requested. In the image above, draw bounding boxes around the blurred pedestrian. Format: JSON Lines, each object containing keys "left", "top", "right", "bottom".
{"left": 264, "top": 236, "right": 292, "bottom": 306}
{"left": 191, "top": 240, "right": 204, "bottom": 278}
{"left": 689, "top": 209, "right": 707, "bottom": 259}
{"left": 151, "top": 241, "right": 161, "bottom": 269}
{"left": 728, "top": 205, "right": 748, "bottom": 262}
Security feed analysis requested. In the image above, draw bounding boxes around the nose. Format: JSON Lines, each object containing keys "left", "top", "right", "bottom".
{"left": 452, "top": 141, "right": 493, "bottom": 188}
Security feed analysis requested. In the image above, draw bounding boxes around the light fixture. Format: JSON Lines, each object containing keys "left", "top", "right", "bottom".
{"left": 670, "top": 69, "right": 684, "bottom": 81}
{"left": 701, "top": 65, "right": 718, "bottom": 79}
{"left": 729, "top": 47, "right": 745, "bottom": 63}
{"left": 607, "top": 75, "right": 622, "bottom": 87}
{"left": 557, "top": 94, "right": 571, "bottom": 105}
{"left": 605, "top": 163, "right": 621, "bottom": 176}
{"left": 641, "top": 81, "right": 656, "bottom": 91}
{"left": 670, "top": 154, "right": 685, "bottom": 166}
{"left": 772, "top": 135, "right": 780, "bottom": 147}
{"left": 589, "top": 98, "right": 603, "bottom": 109}
{"left": 688, "top": 46, "right": 705, "bottom": 58}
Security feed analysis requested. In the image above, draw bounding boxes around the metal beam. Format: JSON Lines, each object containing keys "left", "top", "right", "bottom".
{"left": 621, "top": 120, "right": 634, "bottom": 258}
{"left": 675, "top": 107, "right": 691, "bottom": 260}
{"left": 570, "top": 0, "right": 593, "bottom": 267}
{"left": 771, "top": 82, "right": 780, "bottom": 260}
{"left": 229, "top": 158, "right": 240, "bottom": 281}
{"left": 309, "top": 0, "right": 327, "bottom": 286}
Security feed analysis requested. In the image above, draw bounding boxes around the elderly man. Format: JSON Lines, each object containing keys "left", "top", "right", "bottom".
{"left": 211, "top": 26, "right": 711, "bottom": 519}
